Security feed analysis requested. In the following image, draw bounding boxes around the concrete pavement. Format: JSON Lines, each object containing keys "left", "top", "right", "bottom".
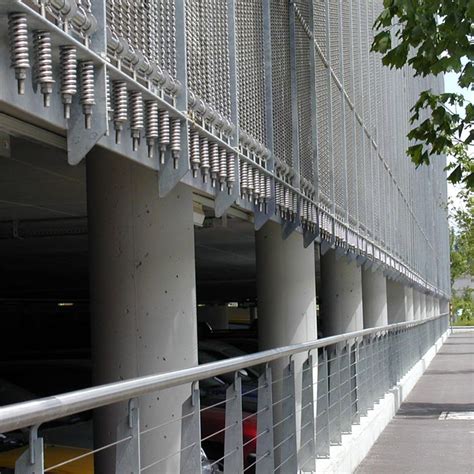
{"left": 356, "top": 332, "right": 474, "bottom": 474}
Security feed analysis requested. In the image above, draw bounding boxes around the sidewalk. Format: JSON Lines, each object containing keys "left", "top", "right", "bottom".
{"left": 356, "top": 332, "right": 474, "bottom": 474}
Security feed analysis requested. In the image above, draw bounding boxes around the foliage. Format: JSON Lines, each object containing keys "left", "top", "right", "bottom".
{"left": 449, "top": 190, "right": 473, "bottom": 321}
{"left": 450, "top": 193, "right": 474, "bottom": 283}
{"left": 372, "top": 0, "right": 474, "bottom": 191}
{"left": 451, "top": 289, "right": 474, "bottom": 325}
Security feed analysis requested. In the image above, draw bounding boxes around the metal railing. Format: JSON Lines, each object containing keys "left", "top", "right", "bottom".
{"left": 0, "top": 314, "right": 448, "bottom": 473}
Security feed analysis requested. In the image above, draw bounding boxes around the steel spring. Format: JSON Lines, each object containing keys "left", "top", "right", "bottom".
{"left": 129, "top": 91, "right": 144, "bottom": 131}
{"left": 80, "top": 61, "right": 95, "bottom": 128}
{"left": 159, "top": 110, "right": 170, "bottom": 146}
{"left": 8, "top": 13, "right": 30, "bottom": 94}
{"left": 254, "top": 169, "right": 260, "bottom": 198}
{"left": 145, "top": 100, "right": 159, "bottom": 139}
{"left": 200, "top": 136, "right": 210, "bottom": 181}
{"left": 170, "top": 118, "right": 181, "bottom": 152}
{"left": 60, "top": 45, "right": 77, "bottom": 118}
{"left": 80, "top": 61, "right": 95, "bottom": 105}
{"left": 210, "top": 141, "right": 220, "bottom": 182}
{"left": 190, "top": 129, "right": 201, "bottom": 174}
{"left": 241, "top": 160, "right": 248, "bottom": 193}
{"left": 33, "top": 30, "right": 54, "bottom": 105}
{"left": 227, "top": 153, "right": 235, "bottom": 189}
{"left": 219, "top": 147, "right": 227, "bottom": 181}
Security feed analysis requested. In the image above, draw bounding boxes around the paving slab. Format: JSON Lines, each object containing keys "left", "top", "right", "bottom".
{"left": 356, "top": 332, "right": 474, "bottom": 474}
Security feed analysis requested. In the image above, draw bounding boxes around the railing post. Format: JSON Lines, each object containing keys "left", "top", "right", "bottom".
{"left": 257, "top": 365, "right": 275, "bottom": 474}
{"left": 328, "top": 344, "right": 342, "bottom": 445}
{"left": 116, "top": 398, "right": 140, "bottom": 474}
{"left": 316, "top": 347, "right": 330, "bottom": 458}
{"left": 350, "top": 340, "right": 360, "bottom": 425}
{"left": 339, "top": 342, "right": 352, "bottom": 434}
{"left": 277, "top": 358, "right": 298, "bottom": 473}
{"left": 298, "top": 353, "right": 316, "bottom": 472}
{"left": 357, "top": 337, "right": 368, "bottom": 417}
{"left": 224, "top": 373, "right": 244, "bottom": 473}
{"left": 180, "top": 384, "right": 202, "bottom": 473}
{"left": 15, "top": 425, "right": 44, "bottom": 474}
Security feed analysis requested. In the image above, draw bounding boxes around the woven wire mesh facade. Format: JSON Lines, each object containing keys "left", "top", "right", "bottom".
{"left": 101, "top": 0, "right": 450, "bottom": 297}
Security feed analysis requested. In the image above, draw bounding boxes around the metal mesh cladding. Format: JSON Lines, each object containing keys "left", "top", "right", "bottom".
{"left": 236, "top": 0, "right": 266, "bottom": 145}
{"left": 271, "top": 0, "right": 292, "bottom": 165}
{"left": 185, "top": 0, "right": 232, "bottom": 120}
{"left": 106, "top": 0, "right": 177, "bottom": 78}
{"left": 295, "top": 0, "right": 314, "bottom": 183}
{"left": 313, "top": 0, "right": 332, "bottom": 205}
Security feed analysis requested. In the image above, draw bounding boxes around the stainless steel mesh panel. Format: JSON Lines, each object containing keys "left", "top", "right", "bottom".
{"left": 271, "top": 0, "right": 292, "bottom": 165}
{"left": 99, "top": 0, "right": 452, "bottom": 295}
{"left": 314, "top": 0, "right": 332, "bottom": 204}
{"left": 295, "top": 1, "right": 314, "bottom": 182}
{"left": 236, "top": 0, "right": 266, "bottom": 145}
{"left": 106, "top": 0, "right": 177, "bottom": 78}
{"left": 185, "top": 0, "right": 231, "bottom": 120}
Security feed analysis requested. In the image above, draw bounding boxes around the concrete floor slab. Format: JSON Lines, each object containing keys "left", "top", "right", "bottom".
{"left": 356, "top": 333, "right": 474, "bottom": 474}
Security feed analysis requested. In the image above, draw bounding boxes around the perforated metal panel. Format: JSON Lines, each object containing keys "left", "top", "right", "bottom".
{"left": 236, "top": 1, "right": 266, "bottom": 145}
{"left": 185, "top": 0, "right": 232, "bottom": 120}
{"left": 99, "top": 0, "right": 452, "bottom": 295}
{"left": 271, "top": 0, "right": 292, "bottom": 166}
{"left": 295, "top": 1, "right": 314, "bottom": 182}
{"left": 107, "top": 0, "right": 177, "bottom": 78}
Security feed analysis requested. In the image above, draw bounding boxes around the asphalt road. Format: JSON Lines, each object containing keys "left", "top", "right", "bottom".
{"left": 356, "top": 331, "right": 474, "bottom": 474}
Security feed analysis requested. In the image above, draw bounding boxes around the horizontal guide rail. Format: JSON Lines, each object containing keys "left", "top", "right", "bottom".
{"left": 0, "top": 313, "right": 447, "bottom": 434}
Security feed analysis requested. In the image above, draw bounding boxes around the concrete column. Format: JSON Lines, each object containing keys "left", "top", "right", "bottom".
{"left": 433, "top": 297, "right": 440, "bottom": 317}
{"left": 440, "top": 298, "right": 450, "bottom": 316}
{"left": 256, "top": 221, "right": 317, "bottom": 458}
{"left": 319, "top": 250, "right": 363, "bottom": 336}
{"left": 413, "top": 290, "right": 422, "bottom": 320}
{"left": 420, "top": 293, "right": 427, "bottom": 319}
{"left": 405, "top": 287, "right": 414, "bottom": 321}
{"left": 362, "top": 269, "right": 388, "bottom": 328}
{"left": 386, "top": 280, "right": 407, "bottom": 323}
{"left": 87, "top": 149, "right": 198, "bottom": 473}
{"left": 256, "top": 221, "right": 317, "bottom": 349}
{"left": 426, "top": 295, "right": 434, "bottom": 318}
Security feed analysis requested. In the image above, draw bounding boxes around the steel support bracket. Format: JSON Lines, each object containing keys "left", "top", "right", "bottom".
{"left": 180, "top": 385, "right": 202, "bottom": 474}
{"left": 256, "top": 366, "right": 275, "bottom": 474}
{"left": 15, "top": 425, "right": 44, "bottom": 474}
{"left": 67, "top": 0, "right": 107, "bottom": 165}
{"left": 116, "top": 398, "right": 140, "bottom": 474}
{"left": 224, "top": 373, "right": 244, "bottom": 473}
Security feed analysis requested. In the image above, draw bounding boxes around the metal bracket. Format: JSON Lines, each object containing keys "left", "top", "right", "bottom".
{"left": 67, "top": 0, "right": 107, "bottom": 165}
{"left": 256, "top": 365, "right": 275, "bottom": 474}
{"left": 158, "top": 0, "right": 190, "bottom": 197}
{"left": 316, "top": 348, "right": 330, "bottom": 458}
{"left": 180, "top": 385, "right": 202, "bottom": 474}
{"left": 320, "top": 237, "right": 333, "bottom": 256}
{"left": 278, "top": 359, "right": 298, "bottom": 473}
{"left": 224, "top": 373, "right": 243, "bottom": 473}
{"left": 215, "top": 153, "right": 239, "bottom": 217}
{"left": 298, "top": 354, "right": 316, "bottom": 472}
{"left": 115, "top": 398, "right": 140, "bottom": 474}
{"left": 282, "top": 197, "right": 301, "bottom": 240}
{"left": 15, "top": 425, "right": 44, "bottom": 474}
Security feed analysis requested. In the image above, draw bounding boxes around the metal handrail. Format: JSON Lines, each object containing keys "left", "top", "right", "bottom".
{"left": 0, "top": 313, "right": 448, "bottom": 434}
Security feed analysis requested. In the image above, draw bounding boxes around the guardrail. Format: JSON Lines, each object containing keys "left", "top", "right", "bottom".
{"left": 0, "top": 314, "right": 448, "bottom": 473}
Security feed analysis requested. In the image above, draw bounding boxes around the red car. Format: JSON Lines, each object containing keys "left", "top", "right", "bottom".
{"left": 201, "top": 406, "right": 257, "bottom": 470}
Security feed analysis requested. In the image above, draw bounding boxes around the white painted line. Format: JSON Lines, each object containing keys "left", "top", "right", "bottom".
{"left": 438, "top": 411, "right": 474, "bottom": 421}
